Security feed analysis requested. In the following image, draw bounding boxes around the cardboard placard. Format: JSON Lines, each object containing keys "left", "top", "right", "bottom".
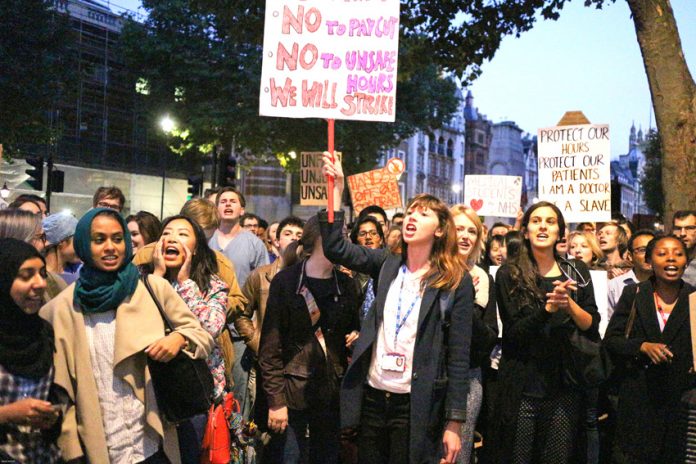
{"left": 347, "top": 167, "right": 402, "bottom": 214}
{"left": 300, "top": 151, "right": 342, "bottom": 206}
{"left": 537, "top": 123, "right": 611, "bottom": 223}
{"left": 259, "top": 0, "right": 400, "bottom": 122}
{"left": 464, "top": 175, "right": 522, "bottom": 218}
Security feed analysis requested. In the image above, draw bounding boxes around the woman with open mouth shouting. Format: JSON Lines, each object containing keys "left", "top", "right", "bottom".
{"left": 320, "top": 153, "right": 474, "bottom": 464}
{"left": 449, "top": 205, "right": 498, "bottom": 464}
{"left": 604, "top": 235, "right": 696, "bottom": 463}
{"left": 489, "top": 201, "right": 599, "bottom": 464}
{"left": 40, "top": 208, "right": 213, "bottom": 464}
{"left": 148, "top": 214, "right": 229, "bottom": 463}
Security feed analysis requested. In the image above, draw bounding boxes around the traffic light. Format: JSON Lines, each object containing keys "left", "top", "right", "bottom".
{"left": 25, "top": 157, "right": 44, "bottom": 191}
{"left": 187, "top": 176, "right": 202, "bottom": 200}
{"left": 218, "top": 155, "right": 237, "bottom": 187}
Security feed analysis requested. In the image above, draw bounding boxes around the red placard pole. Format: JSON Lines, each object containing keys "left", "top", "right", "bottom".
{"left": 327, "top": 118, "right": 335, "bottom": 223}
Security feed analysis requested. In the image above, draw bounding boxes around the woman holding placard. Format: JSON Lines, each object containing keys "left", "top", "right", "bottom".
{"left": 320, "top": 153, "right": 474, "bottom": 464}
{"left": 491, "top": 201, "right": 599, "bottom": 464}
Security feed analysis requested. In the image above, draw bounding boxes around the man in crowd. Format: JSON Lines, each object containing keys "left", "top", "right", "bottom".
{"left": 237, "top": 216, "right": 304, "bottom": 435}
{"left": 391, "top": 212, "right": 404, "bottom": 228}
{"left": 240, "top": 213, "right": 261, "bottom": 236}
{"left": 208, "top": 186, "right": 269, "bottom": 420}
{"left": 674, "top": 210, "right": 696, "bottom": 285}
{"left": 237, "top": 216, "right": 304, "bottom": 355}
{"left": 92, "top": 186, "right": 126, "bottom": 212}
{"left": 598, "top": 221, "right": 629, "bottom": 276}
{"left": 358, "top": 205, "right": 389, "bottom": 237}
{"left": 607, "top": 229, "right": 655, "bottom": 316}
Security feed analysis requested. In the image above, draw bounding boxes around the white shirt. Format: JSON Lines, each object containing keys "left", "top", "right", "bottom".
{"left": 368, "top": 266, "right": 422, "bottom": 394}
{"left": 607, "top": 269, "right": 639, "bottom": 319}
{"left": 84, "top": 311, "right": 160, "bottom": 464}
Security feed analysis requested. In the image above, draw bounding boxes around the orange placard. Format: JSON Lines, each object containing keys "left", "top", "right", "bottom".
{"left": 347, "top": 167, "right": 402, "bottom": 214}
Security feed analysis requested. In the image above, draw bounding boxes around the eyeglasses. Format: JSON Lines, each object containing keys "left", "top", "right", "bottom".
{"left": 632, "top": 246, "right": 647, "bottom": 255}
{"left": 559, "top": 259, "right": 591, "bottom": 288}
{"left": 358, "top": 230, "right": 379, "bottom": 238}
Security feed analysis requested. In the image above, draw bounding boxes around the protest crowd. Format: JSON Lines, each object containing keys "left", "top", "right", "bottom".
{"left": 1, "top": 152, "right": 696, "bottom": 464}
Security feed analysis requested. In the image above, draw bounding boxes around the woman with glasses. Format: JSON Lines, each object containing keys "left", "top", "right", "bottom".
{"left": 350, "top": 215, "right": 386, "bottom": 320}
{"left": 0, "top": 209, "right": 67, "bottom": 300}
{"left": 604, "top": 235, "right": 696, "bottom": 463}
{"left": 491, "top": 201, "right": 599, "bottom": 464}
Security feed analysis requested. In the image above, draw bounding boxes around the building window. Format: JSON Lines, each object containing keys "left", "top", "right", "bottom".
{"left": 447, "top": 139, "right": 454, "bottom": 158}
{"left": 438, "top": 137, "right": 445, "bottom": 156}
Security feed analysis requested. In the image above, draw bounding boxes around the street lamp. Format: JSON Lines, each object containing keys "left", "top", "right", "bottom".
{"left": 0, "top": 183, "right": 10, "bottom": 199}
{"left": 159, "top": 115, "right": 176, "bottom": 219}
{"left": 160, "top": 115, "right": 176, "bottom": 134}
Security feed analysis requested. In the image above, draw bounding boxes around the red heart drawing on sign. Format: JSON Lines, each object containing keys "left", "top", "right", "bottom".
{"left": 470, "top": 199, "right": 484, "bottom": 211}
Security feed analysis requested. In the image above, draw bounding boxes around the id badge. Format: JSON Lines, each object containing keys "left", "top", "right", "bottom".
{"left": 381, "top": 353, "right": 406, "bottom": 372}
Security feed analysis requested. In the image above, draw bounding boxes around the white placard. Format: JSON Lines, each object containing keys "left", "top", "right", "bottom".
{"left": 259, "top": 0, "right": 400, "bottom": 122}
{"left": 464, "top": 175, "right": 522, "bottom": 218}
{"left": 537, "top": 124, "right": 611, "bottom": 223}
{"left": 590, "top": 270, "right": 610, "bottom": 338}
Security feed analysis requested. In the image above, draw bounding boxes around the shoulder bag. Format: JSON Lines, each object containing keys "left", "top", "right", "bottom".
{"left": 141, "top": 275, "right": 214, "bottom": 423}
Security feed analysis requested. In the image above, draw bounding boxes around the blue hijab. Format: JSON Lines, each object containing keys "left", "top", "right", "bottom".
{"left": 73, "top": 208, "right": 140, "bottom": 314}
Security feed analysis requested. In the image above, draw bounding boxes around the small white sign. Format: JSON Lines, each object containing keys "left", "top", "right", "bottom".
{"left": 464, "top": 175, "right": 522, "bottom": 218}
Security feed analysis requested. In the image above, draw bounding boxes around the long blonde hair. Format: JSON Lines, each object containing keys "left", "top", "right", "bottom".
{"left": 401, "top": 194, "right": 466, "bottom": 291}
{"left": 449, "top": 204, "right": 485, "bottom": 266}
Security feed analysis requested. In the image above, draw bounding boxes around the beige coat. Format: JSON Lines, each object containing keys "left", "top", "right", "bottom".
{"left": 40, "top": 275, "right": 214, "bottom": 464}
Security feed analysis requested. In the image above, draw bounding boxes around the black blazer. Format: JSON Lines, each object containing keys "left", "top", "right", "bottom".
{"left": 603, "top": 279, "right": 696, "bottom": 463}
{"left": 319, "top": 210, "right": 474, "bottom": 463}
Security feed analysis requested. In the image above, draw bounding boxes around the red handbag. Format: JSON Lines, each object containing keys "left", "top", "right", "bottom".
{"left": 200, "top": 392, "right": 239, "bottom": 464}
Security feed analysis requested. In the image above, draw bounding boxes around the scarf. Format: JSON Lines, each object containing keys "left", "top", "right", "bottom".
{"left": 0, "top": 238, "right": 54, "bottom": 379}
{"left": 73, "top": 208, "right": 140, "bottom": 314}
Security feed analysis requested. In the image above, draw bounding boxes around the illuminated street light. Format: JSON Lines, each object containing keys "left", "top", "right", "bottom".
{"left": 160, "top": 115, "right": 176, "bottom": 134}
{"left": 451, "top": 184, "right": 462, "bottom": 194}
{"left": 0, "top": 183, "right": 9, "bottom": 199}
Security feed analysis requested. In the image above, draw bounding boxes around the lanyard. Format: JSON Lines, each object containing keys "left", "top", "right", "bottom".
{"left": 394, "top": 265, "right": 422, "bottom": 345}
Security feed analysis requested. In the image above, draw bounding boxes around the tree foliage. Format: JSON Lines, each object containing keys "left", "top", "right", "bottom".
{"left": 0, "top": 0, "right": 75, "bottom": 158}
{"left": 119, "top": 0, "right": 460, "bottom": 175}
{"left": 640, "top": 129, "right": 663, "bottom": 218}
{"left": 399, "top": 0, "right": 695, "bottom": 220}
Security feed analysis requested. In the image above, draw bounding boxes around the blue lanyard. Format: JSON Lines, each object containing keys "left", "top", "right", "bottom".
{"left": 394, "top": 265, "right": 422, "bottom": 344}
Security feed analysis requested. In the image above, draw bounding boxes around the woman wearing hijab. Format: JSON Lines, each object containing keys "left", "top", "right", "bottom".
{"left": 0, "top": 239, "right": 61, "bottom": 463}
{"left": 40, "top": 208, "right": 214, "bottom": 464}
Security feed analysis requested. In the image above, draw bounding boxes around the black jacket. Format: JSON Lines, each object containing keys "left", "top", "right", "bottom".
{"left": 319, "top": 210, "right": 473, "bottom": 463}
{"left": 603, "top": 279, "right": 696, "bottom": 463}
{"left": 258, "top": 259, "right": 359, "bottom": 412}
{"left": 490, "top": 260, "right": 599, "bottom": 463}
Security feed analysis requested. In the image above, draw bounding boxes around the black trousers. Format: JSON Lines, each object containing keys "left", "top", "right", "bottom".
{"left": 357, "top": 385, "right": 410, "bottom": 464}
